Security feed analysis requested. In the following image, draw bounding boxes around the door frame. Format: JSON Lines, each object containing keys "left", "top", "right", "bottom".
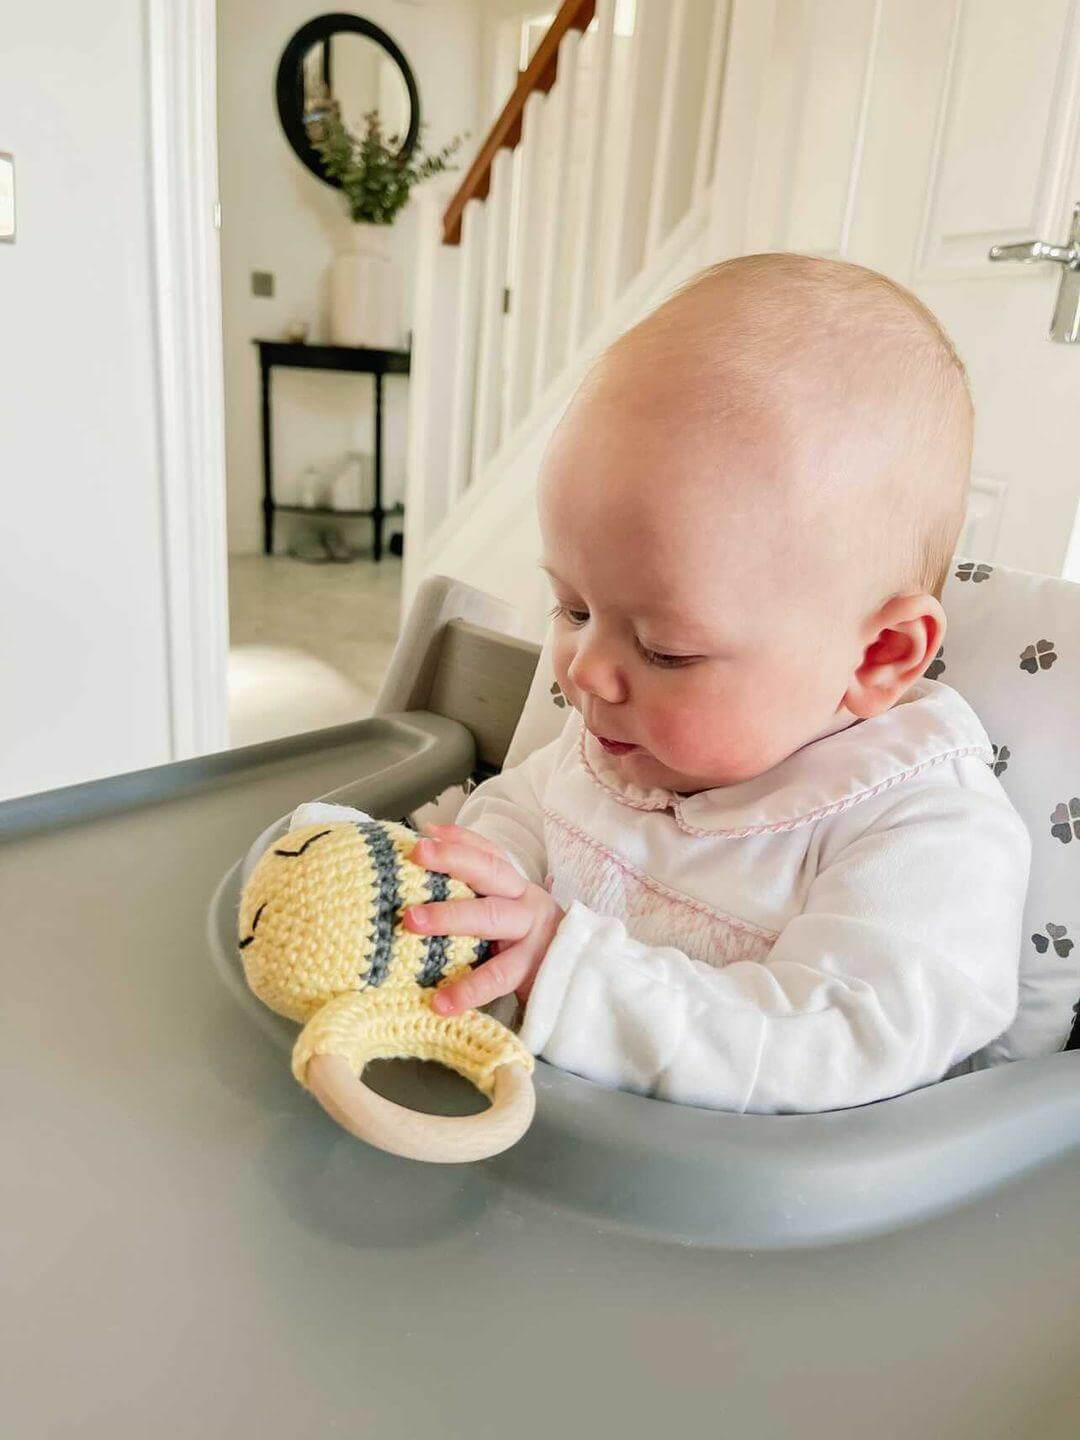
{"left": 145, "top": 0, "right": 230, "bottom": 759}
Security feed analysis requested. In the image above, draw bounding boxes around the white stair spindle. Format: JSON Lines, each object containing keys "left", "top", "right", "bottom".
{"left": 602, "top": 0, "right": 668, "bottom": 306}
{"left": 503, "top": 88, "right": 548, "bottom": 435}
{"left": 566, "top": 0, "right": 615, "bottom": 356}
{"left": 446, "top": 197, "right": 487, "bottom": 504}
{"left": 401, "top": 186, "right": 463, "bottom": 613}
{"left": 533, "top": 28, "right": 581, "bottom": 400}
{"left": 691, "top": 0, "right": 733, "bottom": 204}
{"left": 471, "top": 146, "right": 514, "bottom": 477}
{"left": 644, "top": 0, "right": 688, "bottom": 262}
{"left": 705, "top": 0, "right": 777, "bottom": 260}
{"left": 599, "top": 6, "right": 643, "bottom": 315}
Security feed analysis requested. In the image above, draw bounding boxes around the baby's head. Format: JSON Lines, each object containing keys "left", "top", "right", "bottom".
{"left": 536, "top": 252, "right": 973, "bottom": 794}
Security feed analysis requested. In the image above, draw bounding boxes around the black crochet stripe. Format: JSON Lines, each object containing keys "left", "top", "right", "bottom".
{"left": 416, "top": 880, "right": 493, "bottom": 985}
{"left": 418, "top": 869, "right": 450, "bottom": 987}
{"left": 356, "top": 822, "right": 401, "bottom": 988}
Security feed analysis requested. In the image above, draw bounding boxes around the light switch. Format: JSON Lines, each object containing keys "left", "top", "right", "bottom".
{"left": 252, "top": 270, "right": 274, "bottom": 297}
{"left": 0, "top": 153, "right": 15, "bottom": 243}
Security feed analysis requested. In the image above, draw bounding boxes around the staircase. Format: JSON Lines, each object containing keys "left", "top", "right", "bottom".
{"left": 401, "top": 0, "right": 745, "bottom": 635}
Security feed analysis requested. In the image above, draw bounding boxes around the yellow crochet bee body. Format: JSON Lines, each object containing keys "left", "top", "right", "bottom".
{"left": 238, "top": 818, "right": 534, "bottom": 1103}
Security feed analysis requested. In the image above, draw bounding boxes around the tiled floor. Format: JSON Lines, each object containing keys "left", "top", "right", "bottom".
{"left": 227, "top": 552, "right": 404, "bottom": 747}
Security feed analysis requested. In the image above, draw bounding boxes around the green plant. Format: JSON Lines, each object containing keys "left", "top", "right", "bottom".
{"left": 310, "top": 108, "right": 465, "bottom": 225}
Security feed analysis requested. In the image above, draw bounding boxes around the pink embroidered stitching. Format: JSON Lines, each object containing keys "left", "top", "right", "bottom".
{"left": 542, "top": 805, "right": 779, "bottom": 942}
{"left": 672, "top": 745, "right": 994, "bottom": 838}
{"left": 575, "top": 710, "right": 991, "bottom": 838}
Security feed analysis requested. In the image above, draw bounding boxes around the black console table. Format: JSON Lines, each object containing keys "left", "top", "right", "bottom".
{"left": 255, "top": 340, "right": 411, "bottom": 560}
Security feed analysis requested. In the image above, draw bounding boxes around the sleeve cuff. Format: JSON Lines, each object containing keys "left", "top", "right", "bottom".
{"left": 504, "top": 851, "right": 534, "bottom": 884}
{"left": 518, "top": 899, "right": 604, "bottom": 1055}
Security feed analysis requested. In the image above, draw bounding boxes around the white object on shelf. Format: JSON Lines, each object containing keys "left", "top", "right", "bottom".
{"left": 328, "top": 222, "right": 401, "bottom": 349}
{"left": 297, "top": 464, "right": 331, "bottom": 509}
{"left": 328, "top": 450, "right": 374, "bottom": 511}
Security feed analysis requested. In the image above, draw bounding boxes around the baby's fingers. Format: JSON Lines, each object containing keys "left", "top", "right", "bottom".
{"left": 408, "top": 836, "right": 526, "bottom": 903}
{"left": 404, "top": 890, "right": 531, "bottom": 942}
{"left": 423, "top": 822, "right": 501, "bottom": 856}
{"left": 431, "top": 942, "right": 532, "bottom": 1016}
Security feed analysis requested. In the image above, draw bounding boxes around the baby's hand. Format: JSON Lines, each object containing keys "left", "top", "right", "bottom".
{"left": 401, "top": 822, "right": 564, "bottom": 1015}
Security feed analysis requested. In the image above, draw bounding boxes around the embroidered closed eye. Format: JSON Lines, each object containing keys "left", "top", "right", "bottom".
{"left": 238, "top": 901, "right": 267, "bottom": 950}
{"left": 547, "top": 602, "right": 696, "bottom": 669}
{"left": 273, "top": 829, "right": 333, "bottom": 857}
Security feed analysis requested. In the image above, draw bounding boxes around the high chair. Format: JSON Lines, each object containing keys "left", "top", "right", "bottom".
{"left": 208, "top": 557, "right": 1080, "bottom": 1248}
{"left": 7, "top": 557, "right": 1080, "bottom": 1436}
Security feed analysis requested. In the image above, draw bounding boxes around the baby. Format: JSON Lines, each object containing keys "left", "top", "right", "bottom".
{"left": 400, "top": 252, "right": 1033, "bottom": 1114}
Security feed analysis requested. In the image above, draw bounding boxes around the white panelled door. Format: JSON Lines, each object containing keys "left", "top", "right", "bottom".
{"left": 710, "top": 0, "right": 1080, "bottom": 578}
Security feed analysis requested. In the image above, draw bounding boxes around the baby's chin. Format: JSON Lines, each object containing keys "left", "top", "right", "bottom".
{"left": 606, "top": 742, "right": 727, "bottom": 795}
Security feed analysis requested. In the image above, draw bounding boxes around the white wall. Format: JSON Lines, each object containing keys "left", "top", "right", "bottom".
{"left": 0, "top": 2, "right": 174, "bottom": 801}
{"left": 217, "top": 0, "right": 483, "bottom": 556}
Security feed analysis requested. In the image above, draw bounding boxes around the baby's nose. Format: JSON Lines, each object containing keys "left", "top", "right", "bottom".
{"left": 568, "top": 649, "right": 624, "bottom": 701}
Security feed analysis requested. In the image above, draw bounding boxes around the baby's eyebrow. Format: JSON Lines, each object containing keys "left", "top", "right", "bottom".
{"left": 538, "top": 560, "right": 718, "bottom": 634}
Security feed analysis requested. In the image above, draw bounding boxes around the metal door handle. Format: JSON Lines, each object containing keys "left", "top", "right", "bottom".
{"left": 988, "top": 238, "right": 1080, "bottom": 266}
{"left": 987, "top": 202, "right": 1080, "bottom": 342}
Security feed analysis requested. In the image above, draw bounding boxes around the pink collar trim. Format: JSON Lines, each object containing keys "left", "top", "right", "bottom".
{"left": 576, "top": 680, "right": 993, "bottom": 837}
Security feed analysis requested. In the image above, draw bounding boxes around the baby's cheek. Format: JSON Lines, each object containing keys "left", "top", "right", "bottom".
{"left": 654, "top": 699, "right": 774, "bottom": 782}
{"left": 651, "top": 706, "right": 730, "bottom": 771}
{"left": 647, "top": 705, "right": 694, "bottom": 758}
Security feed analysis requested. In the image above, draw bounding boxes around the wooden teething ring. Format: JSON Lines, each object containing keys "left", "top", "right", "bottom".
{"left": 306, "top": 1054, "right": 536, "bottom": 1163}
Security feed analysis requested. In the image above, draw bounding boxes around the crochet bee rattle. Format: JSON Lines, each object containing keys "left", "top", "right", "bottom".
{"left": 238, "top": 813, "right": 536, "bottom": 1162}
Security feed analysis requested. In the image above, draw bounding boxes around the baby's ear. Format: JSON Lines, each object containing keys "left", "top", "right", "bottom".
{"left": 843, "top": 593, "right": 946, "bottom": 719}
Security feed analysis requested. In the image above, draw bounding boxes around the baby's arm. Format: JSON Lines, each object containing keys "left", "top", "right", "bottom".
{"left": 518, "top": 780, "right": 1032, "bottom": 1113}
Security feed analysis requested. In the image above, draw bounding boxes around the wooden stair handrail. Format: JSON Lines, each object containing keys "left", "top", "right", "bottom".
{"left": 441, "top": 0, "right": 596, "bottom": 246}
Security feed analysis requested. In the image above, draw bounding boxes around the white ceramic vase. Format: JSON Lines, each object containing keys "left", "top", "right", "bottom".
{"left": 328, "top": 221, "right": 400, "bottom": 349}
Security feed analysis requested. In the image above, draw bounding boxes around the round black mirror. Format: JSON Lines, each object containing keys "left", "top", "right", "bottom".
{"left": 275, "top": 13, "right": 421, "bottom": 187}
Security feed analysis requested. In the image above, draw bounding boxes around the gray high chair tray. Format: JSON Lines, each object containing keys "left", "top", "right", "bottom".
{"left": 3, "top": 576, "right": 1080, "bottom": 1438}
{"left": 209, "top": 817, "right": 1080, "bottom": 1251}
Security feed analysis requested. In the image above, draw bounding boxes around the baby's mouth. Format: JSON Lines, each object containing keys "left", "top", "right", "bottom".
{"left": 593, "top": 732, "right": 639, "bottom": 755}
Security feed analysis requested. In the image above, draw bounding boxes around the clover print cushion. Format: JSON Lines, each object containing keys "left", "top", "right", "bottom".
{"left": 935, "top": 558, "right": 1080, "bottom": 1066}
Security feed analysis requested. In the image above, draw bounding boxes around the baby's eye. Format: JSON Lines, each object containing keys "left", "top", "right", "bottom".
{"left": 547, "top": 602, "right": 695, "bottom": 669}
{"left": 641, "top": 648, "right": 693, "bottom": 669}
{"left": 548, "top": 600, "right": 589, "bottom": 627}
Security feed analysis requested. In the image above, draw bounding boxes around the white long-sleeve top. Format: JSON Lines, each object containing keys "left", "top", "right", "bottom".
{"left": 453, "top": 679, "right": 1032, "bottom": 1114}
